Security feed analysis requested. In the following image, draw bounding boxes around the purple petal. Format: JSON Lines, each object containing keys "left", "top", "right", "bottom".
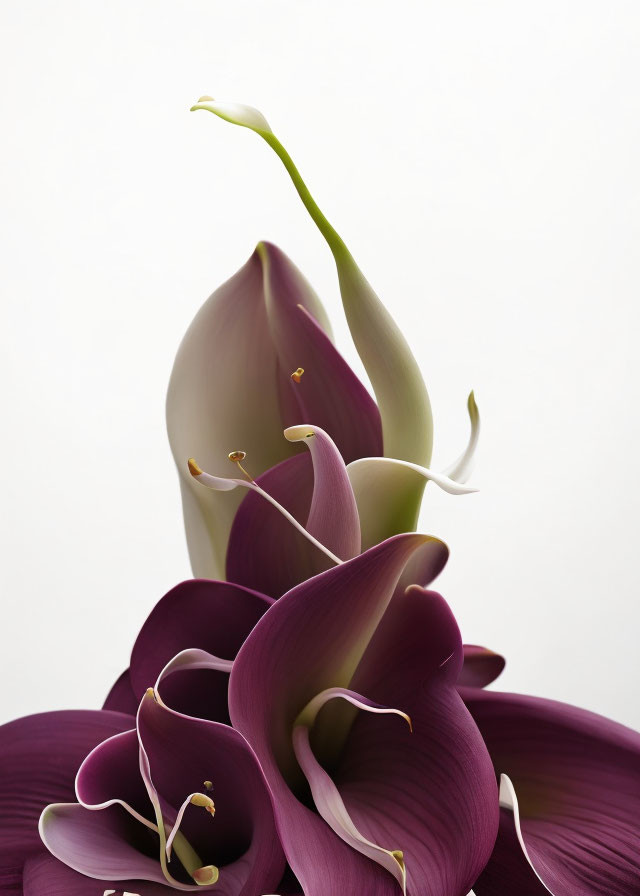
{"left": 394, "top": 537, "right": 449, "bottom": 593}
{"left": 337, "top": 587, "right": 499, "bottom": 896}
{"left": 259, "top": 242, "right": 383, "bottom": 464}
{"left": 23, "top": 851, "right": 177, "bottom": 896}
{"left": 284, "top": 424, "right": 360, "bottom": 560}
{"left": 103, "top": 669, "right": 139, "bottom": 715}
{"left": 128, "top": 579, "right": 272, "bottom": 721}
{"left": 188, "top": 460, "right": 342, "bottom": 567}
{"left": 292, "top": 689, "right": 411, "bottom": 891}
{"left": 156, "top": 649, "right": 233, "bottom": 689}
{"left": 0, "top": 710, "right": 133, "bottom": 886}
{"left": 75, "top": 729, "right": 154, "bottom": 829}
{"left": 458, "top": 645, "right": 506, "bottom": 689}
{"left": 229, "top": 534, "right": 447, "bottom": 895}
{"left": 472, "top": 800, "right": 550, "bottom": 895}
{"left": 39, "top": 802, "right": 178, "bottom": 888}
{"left": 167, "top": 242, "right": 381, "bottom": 580}
{"left": 226, "top": 454, "right": 333, "bottom": 597}
{"left": 465, "top": 688, "right": 640, "bottom": 896}
{"left": 136, "top": 692, "right": 285, "bottom": 895}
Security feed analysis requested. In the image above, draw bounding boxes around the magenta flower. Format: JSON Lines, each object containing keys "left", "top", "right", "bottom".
{"left": 187, "top": 420, "right": 458, "bottom": 599}
{"left": 459, "top": 649, "right": 640, "bottom": 895}
{"left": 104, "top": 579, "right": 273, "bottom": 722}
{"left": 4, "top": 89, "right": 636, "bottom": 896}
{"left": 0, "top": 709, "right": 146, "bottom": 894}
{"left": 227, "top": 535, "right": 499, "bottom": 896}
{"left": 170, "top": 99, "right": 480, "bottom": 587}
{"left": 167, "top": 240, "right": 383, "bottom": 581}
{"left": 40, "top": 679, "right": 284, "bottom": 893}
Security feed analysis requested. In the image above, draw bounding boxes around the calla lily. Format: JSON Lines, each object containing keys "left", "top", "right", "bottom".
{"left": 347, "top": 391, "right": 480, "bottom": 550}
{"left": 228, "top": 535, "right": 499, "bottom": 896}
{"left": 190, "top": 98, "right": 433, "bottom": 472}
{"left": 104, "top": 579, "right": 274, "bottom": 723}
{"left": 457, "top": 651, "right": 640, "bottom": 895}
{"left": 0, "top": 708, "right": 150, "bottom": 893}
{"left": 167, "top": 239, "right": 383, "bottom": 579}
{"left": 189, "top": 420, "right": 452, "bottom": 598}
{"left": 41, "top": 684, "right": 285, "bottom": 894}
{"left": 190, "top": 97, "right": 439, "bottom": 538}
{"left": 208, "top": 419, "right": 454, "bottom": 597}
{"left": 173, "top": 100, "right": 481, "bottom": 578}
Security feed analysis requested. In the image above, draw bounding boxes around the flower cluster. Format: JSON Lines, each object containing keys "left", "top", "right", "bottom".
{"left": 1, "top": 100, "right": 638, "bottom": 896}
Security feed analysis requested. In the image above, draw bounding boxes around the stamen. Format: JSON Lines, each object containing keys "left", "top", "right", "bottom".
{"left": 190, "top": 793, "right": 216, "bottom": 816}
{"left": 187, "top": 457, "right": 342, "bottom": 565}
{"left": 203, "top": 780, "right": 213, "bottom": 791}
{"left": 192, "top": 865, "right": 219, "bottom": 886}
{"left": 291, "top": 367, "right": 304, "bottom": 383}
{"left": 198, "top": 95, "right": 214, "bottom": 103}
{"left": 227, "top": 450, "right": 254, "bottom": 482}
{"left": 187, "top": 457, "right": 202, "bottom": 476}
{"left": 145, "top": 687, "right": 157, "bottom": 702}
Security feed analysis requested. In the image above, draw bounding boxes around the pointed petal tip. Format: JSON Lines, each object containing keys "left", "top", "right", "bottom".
{"left": 190, "top": 97, "right": 273, "bottom": 134}
{"left": 283, "top": 424, "right": 315, "bottom": 441}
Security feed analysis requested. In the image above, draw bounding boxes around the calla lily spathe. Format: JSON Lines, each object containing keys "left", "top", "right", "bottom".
{"left": 458, "top": 650, "right": 640, "bottom": 896}
{"left": 228, "top": 535, "right": 499, "bottom": 896}
{"left": 103, "top": 578, "right": 274, "bottom": 723}
{"left": 41, "top": 679, "right": 284, "bottom": 893}
{"left": 167, "top": 240, "right": 382, "bottom": 580}
{"left": 189, "top": 99, "right": 433, "bottom": 471}
{"left": 190, "top": 421, "right": 456, "bottom": 598}
{"left": 0, "top": 709, "right": 143, "bottom": 894}
{"left": 171, "top": 96, "right": 480, "bottom": 582}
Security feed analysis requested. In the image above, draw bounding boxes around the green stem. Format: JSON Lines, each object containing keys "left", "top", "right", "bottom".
{"left": 261, "top": 132, "right": 351, "bottom": 264}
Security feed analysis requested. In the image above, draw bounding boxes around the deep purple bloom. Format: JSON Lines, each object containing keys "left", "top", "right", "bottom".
{"left": 40, "top": 686, "right": 284, "bottom": 893}
{"left": 167, "top": 241, "right": 383, "bottom": 581}
{"left": 104, "top": 579, "right": 273, "bottom": 723}
{"left": 189, "top": 420, "right": 457, "bottom": 600}
{"left": 228, "top": 535, "right": 499, "bottom": 896}
{"left": 458, "top": 649, "right": 640, "bottom": 895}
{"left": 0, "top": 709, "right": 152, "bottom": 894}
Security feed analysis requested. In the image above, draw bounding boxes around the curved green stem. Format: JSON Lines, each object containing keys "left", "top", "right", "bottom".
{"left": 191, "top": 98, "right": 433, "bottom": 476}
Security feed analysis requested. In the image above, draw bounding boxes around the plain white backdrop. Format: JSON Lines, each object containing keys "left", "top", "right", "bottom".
{"left": 1, "top": 1, "right": 639, "bottom": 729}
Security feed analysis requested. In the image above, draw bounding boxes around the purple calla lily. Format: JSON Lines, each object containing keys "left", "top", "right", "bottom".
{"left": 40, "top": 686, "right": 285, "bottom": 894}
{"left": 172, "top": 99, "right": 482, "bottom": 585}
{"left": 456, "top": 650, "right": 640, "bottom": 895}
{"left": 0, "top": 709, "right": 148, "bottom": 894}
{"left": 191, "top": 420, "right": 451, "bottom": 599}
{"left": 167, "top": 240, "right": 383, "bottom": 581}
{"left": 104, "top": 579, "right": 273, "bottom": 723}
{"left": 228, "top": 535, "right": 499, "bottom": 896}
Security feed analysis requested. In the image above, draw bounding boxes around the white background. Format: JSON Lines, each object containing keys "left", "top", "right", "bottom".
{"left": 1, "top": 1, "right": 639, "bottom": 729}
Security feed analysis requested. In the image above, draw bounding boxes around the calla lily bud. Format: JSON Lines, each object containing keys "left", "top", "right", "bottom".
{"left": 192, "top": 96, "right": 434, "bottom": 529}
{"left": 167, "top": 241, "right": 382, "bottom": 579}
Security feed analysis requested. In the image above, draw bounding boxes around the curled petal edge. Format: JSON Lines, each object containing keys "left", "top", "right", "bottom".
{"left": 498, "top": 774, "right": 554, "bottom": 895}
{"left": 284, "top": 424, "right": 361, "bottom": 560}
{"left": 293, "top": 687, "right": 410, "bottom": 893}
{"left": 347, "top": 456, "right": 479, "bottom": 497}
{"left": 443, "top": 391, "right": 480, "bottom": 484}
